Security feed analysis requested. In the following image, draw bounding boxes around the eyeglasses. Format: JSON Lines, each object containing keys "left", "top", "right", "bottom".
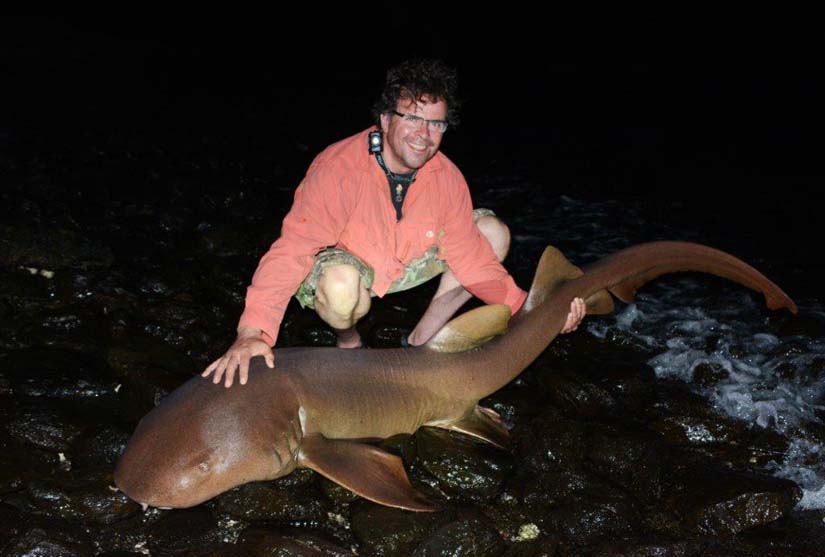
{"left": 391, "top": 110, "right": 449, "bottom": 133}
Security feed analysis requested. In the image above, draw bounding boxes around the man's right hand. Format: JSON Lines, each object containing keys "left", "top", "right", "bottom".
{"left": 201, "top": 327, "right": 275, "bottom": 388}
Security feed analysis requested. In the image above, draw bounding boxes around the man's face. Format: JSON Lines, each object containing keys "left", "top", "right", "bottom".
{"left": 379, "top": 95, "right": 447, "bottom": 174}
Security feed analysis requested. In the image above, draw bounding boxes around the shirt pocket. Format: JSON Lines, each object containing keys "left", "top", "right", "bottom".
{"left": 415, "top": 219, "right": 439, "bottom": 256}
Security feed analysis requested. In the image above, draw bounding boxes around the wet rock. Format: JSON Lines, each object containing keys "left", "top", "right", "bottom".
{"left": 500, "top": 537, "right": 565, "bottom": 556}
{"left": 593, "top": 362, "right": 658, "bottom": 412}
{"left": 515, "top": 410, "right": 587, "bottom": 472}
{"left": 350, "top": 500, "right": 443, "bottom": 556}
{"left": 3, "top": 523, "right": 95, "bottom": 557}
{"left": 691, "top": 361, "right": 730, "bottom": 388}
{"left": 413, "top": 514, "right": 505, "bottom": 556}
{"left": 537, "top": 369, "right": 617, "bottom": 418}
{"left": 0, "top": 434, "right": 57, "bottom": 493}
{"left": 146, "top": 508, "right": 224, "bottom": 556}
{"left": 2, "top": 400, "right": 88, "bottom": 452}
{"left": 0, "top": 225, "right": 114, "bottom": 270}
{"left": 71, "top": 425, "right": 130, "bottom": 469}
{"left": 106, "top": 336, "right": 195, "bottom": 419}
{"left": 213, "top": 480, "right": 329, "bottom": 525}
{"left": 513, "top": 468, "right": 616, "bottom": 508}
{"left": 591, "top": 537, "right": 703, "bottom": 556}
{"left": 0, "top": 502, "right": 25, "bottom": 549}
{"left": 539, "top": 494, "right": 641, "bottom": 546}
{"left": 0, "top": 266, "right": 52, "bottom": 300}
{"left": 667, "top": 468, "right": 802, "bottom": 536}
{"left": 736, "top": 509, "right": 825, "bottom": 555}
{"left": 0, "top": 347, "right": 115, "bottom": 400}
{"left": 367, "top": 324, "right": 412, "bottom": 348}
{"left": 85, "top": 507, "right": 166, "bottom": 555}
{"left": 26, "top": 468, "right": 140, "bottom": 524}
{"left": 649, "top": 382, "right": 749, "bottom": 445}
{"left": 235, "top": 527, "right": 353, "bottom": 556}
{"left": 478, "top": 498, "right": 537, "bottom": 543}
{"left": 413, "top": 427, "right": 512, "bottom": 503}
{"left": 141, "top": 296, "right": 213, "bottom": 352}
{"left": 585, "top": 424, "right": 665, "bottom": 503}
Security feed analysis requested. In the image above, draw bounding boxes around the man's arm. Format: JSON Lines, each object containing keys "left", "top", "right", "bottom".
{"left": 202, "top": 165, "right": 350, "bottom": 386}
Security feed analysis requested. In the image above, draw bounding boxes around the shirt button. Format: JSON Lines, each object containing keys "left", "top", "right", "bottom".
{"left": 425, "top": 230, "right": 434, "bottom": 238}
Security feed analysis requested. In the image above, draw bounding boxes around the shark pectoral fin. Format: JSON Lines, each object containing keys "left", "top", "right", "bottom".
{"left": 426, "top": 304, "right": 511, "bottom": 353}
{"left": 584, "top": 289, "right": 616, "bottom": 315}
{"left": 297, "top": 435, "right": 437, "bottom": 512}
{"left": 434, "top": 405, "right": 510, "bottom": 449}
{"left": 524, "top": 245, "right": 585, "bottom": 312}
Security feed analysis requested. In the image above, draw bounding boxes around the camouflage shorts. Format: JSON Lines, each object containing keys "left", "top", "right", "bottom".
{"left": 294, "top": 208, "right": 496, "bottom": 309}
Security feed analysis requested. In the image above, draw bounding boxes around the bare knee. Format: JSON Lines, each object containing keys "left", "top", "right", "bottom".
{"left": 476, "top": 215, "right": 510, "bottom": 261}
{"left": 315, "top": 265, "right": 369, "bottom": 328}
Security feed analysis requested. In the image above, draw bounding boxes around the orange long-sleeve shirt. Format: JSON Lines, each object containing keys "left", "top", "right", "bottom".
{"left": 239, "top": 128, "right": 527, "bottom": 346}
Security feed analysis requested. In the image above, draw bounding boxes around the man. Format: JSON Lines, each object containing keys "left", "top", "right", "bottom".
{"left": 203, "top": 59, "right": 585, "bottom": 387}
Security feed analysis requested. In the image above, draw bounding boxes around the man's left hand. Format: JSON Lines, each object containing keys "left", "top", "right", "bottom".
{"left": 561, "top": 297, "right": 586, "bottom": 333}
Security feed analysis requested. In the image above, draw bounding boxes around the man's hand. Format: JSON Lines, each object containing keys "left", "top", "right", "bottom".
{"left": 560, "top": 297, "right": 586, "bottom": 333}
{"left": 202, "top": 327, "right": 275, "bottom": 388}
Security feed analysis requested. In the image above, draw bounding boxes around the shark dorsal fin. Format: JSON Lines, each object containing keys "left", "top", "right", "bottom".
{"left": 523, "top": 246, "right": 585, "bottom": 312}
{"left": 426, "top": 304, "right": 511, "bottom": 353}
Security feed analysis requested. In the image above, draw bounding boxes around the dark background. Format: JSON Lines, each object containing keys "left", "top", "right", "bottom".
{"left": 2, "top": 14, "right": 822, "bottom": 290}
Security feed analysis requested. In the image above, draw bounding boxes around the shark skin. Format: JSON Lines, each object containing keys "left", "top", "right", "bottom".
{"left": 113, "top": 241, "right": 797, "bottom": 511}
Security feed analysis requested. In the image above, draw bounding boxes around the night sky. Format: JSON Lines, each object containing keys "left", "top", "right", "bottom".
{"left": 2, "top": 15, "right": 822, "bottom": 274}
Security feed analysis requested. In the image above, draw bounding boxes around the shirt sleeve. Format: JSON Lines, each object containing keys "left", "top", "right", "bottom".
{"left": 438, "top": 174, "right": 527, "bottom": 315}
{"left": 238, "top": 165, "right": 351, "bottom": 346}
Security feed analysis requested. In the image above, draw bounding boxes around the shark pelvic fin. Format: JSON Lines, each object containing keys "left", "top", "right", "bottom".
{"left": 433, "top": 405, "right": 510, "bottom": 449}
{"left": 584, "top": 289, "right": 616, "bottom": 315}
{"left": 298, "top": 435, "right": 437, "bottom": 512}
{"left": 524, "top": 245, "right": 585, "bottom": 312}
{"left": 426, "top": 304, "right": 511, "bottom": 353}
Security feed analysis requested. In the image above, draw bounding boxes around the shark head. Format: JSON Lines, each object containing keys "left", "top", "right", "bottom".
{"left": 114, "top": 371, "right": 301, "bottom": 509}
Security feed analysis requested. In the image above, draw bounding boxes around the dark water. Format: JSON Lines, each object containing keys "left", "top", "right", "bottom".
{"left": 2, "top": 16, "right": 824, "bottom": 556}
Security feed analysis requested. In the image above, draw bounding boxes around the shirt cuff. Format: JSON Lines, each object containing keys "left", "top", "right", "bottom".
{"left": 238, "top": 307, "right": 279, "bottom": 347}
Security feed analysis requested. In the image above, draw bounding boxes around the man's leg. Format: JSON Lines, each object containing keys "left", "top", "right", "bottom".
{"left": 314, "top": 264, "right": 371, "bottom": 348}
{"left": 407, "top": 215, "right": 510, "bottom": 346}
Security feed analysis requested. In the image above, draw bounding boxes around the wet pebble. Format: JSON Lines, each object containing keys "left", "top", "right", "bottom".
{"left": 234, "top": 527, "right": 353, "bottom": 556}
{"left": 413, "top": 514, "right": 505, "bottom": 556}
{"left": 146, "top": 508, "right": 224, "bottom": 556}
{"left": 0, "top": 347, "right": 114, "bottom": 400}
{"left": 350, "top": 500, "right": 444, "bottom": 556}
{"left": 0, "top": 434, "right": 57, "bottom": 492}
{"left": 2, "top": 401, "right": 88, "bottom": 452}
{"left": 71, "top": 425, "right": 131, "bottom": 469}
{"left": 2, "top": 522, "right": 95, "bottom": 557}
{"left": 213, "top": 480, "right": 330, "bottom": 525}
{"left": 26, "top": 469, "right": 139, "bottom": 525}
{"left": 540, "top": 494, "right": 642, "bottom": 547}
{"left": 691, "top": 361, "right": 730, "bottom": 387}
{"left": 591, "top": 536, "right": 703, "bottom": 556}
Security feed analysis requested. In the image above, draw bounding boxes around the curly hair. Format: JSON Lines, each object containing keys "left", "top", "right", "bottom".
{"left": 372, "top": 59, "right": 461, "bottom": 127}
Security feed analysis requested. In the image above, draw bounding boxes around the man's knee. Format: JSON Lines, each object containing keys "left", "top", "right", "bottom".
{"left": 476, "top": 215, "right": 510, "bottom": 261}
{"left": 315, "top": 264, "right": 367, "bottom": 325}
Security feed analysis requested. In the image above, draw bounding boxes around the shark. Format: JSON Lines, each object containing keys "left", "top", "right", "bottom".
{"left": 113, "top": 241, "right": 797, "bottom": 511}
